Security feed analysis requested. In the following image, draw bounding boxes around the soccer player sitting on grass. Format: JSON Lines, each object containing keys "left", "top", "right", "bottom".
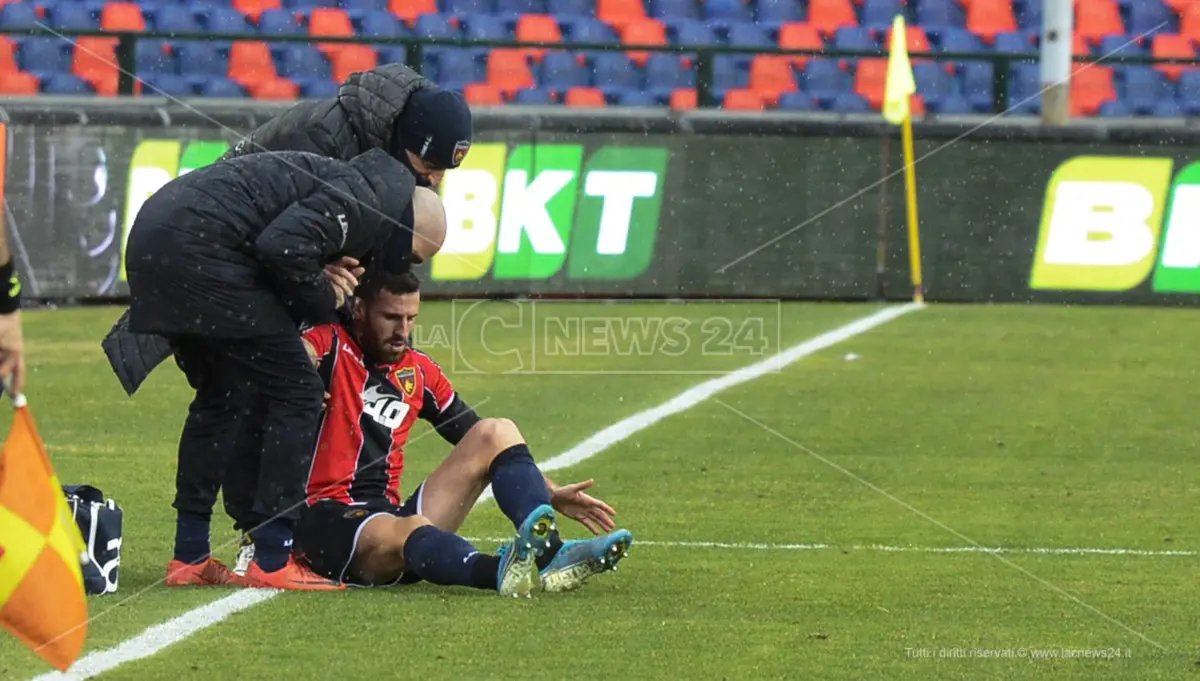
{"left": 231, "top": 269, "right": 633, "bottom": 595}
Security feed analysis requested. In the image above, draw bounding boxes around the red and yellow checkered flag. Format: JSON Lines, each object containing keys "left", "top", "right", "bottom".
{"left": 0, "top": 394, "right": 88, "bottom": 671}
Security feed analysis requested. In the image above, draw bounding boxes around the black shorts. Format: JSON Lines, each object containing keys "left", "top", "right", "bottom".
{"left": 294, "top": 483, "right": 424, "bottom": 587}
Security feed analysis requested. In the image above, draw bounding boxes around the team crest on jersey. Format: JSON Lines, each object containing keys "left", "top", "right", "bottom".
{"left": 395, "top": 367, "right": 416, "bottom": 397}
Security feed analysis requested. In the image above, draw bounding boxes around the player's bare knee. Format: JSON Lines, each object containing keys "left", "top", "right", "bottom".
{"left": 472, "top": 417, "right": 525, "bottom": 463}
{"left": 354, "top": 514, "right": 432, "bottom": 582}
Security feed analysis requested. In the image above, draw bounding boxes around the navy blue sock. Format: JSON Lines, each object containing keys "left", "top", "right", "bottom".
{"left": 403, "top": 525, "right": 499, "bottom": 590}
{"left": 173, "top": 512, "right": 211, "bottom": 564}
{"left": 488, "top": 444, "right": 552, "bottom": 531}
{"left": 252, "top": 518, "right": 294, "bottom": 573}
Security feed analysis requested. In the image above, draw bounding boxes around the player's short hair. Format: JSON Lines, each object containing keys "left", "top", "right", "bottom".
{"left": 356, "top": 269, "right": 421, "bottom": 302}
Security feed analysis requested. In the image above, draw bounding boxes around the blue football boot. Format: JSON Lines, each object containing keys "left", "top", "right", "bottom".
{"left": 496, "top": 504, "right": 557, "bottom": 597}
{"left": 539, "top": 529, "right": 633, "bottom": 593}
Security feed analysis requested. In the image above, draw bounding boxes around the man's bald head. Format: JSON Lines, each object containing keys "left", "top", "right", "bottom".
{"left": 410, "top": 186, "right": 446, "bottom": 264}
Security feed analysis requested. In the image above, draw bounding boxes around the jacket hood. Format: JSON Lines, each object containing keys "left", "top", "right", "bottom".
{"left": 337, "top": 63, "right": 434, "bottom": 153}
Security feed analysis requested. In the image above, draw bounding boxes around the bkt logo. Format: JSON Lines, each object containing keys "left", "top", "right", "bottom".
{"left": 1031, "top": 155, "right": 1200, "bottom": 293}
{"left": 433, "top": 144, "right": 669, "bottom": 282}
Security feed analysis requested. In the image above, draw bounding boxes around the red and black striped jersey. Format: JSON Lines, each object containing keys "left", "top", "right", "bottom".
{"left": 301, "top": 323, "right": 456, "bottom": 506}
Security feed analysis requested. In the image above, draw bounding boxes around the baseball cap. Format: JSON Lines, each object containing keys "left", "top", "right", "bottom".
{"left": 394, "top": 88, "right": 473, "bottom": 170}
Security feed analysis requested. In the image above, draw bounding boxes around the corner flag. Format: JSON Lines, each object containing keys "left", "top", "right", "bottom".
{"left": 0, "top": 392, "right": 89, "bottom": 671}
{"left": 883, "top": 14, "right": 924, "bottom": 303}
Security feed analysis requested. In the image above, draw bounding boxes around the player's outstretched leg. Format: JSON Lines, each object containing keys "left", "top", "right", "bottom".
{"left": 539, "top": 529, "right": 633, "bottom": 593}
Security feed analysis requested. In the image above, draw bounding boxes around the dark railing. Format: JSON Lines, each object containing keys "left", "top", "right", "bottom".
{"left": 2, "top": 26, "right": 1200, "bottom": 111}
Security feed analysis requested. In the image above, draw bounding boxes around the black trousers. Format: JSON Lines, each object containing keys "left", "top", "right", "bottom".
{"left": 171, "top": 332, "right": 323, "bottom": 526}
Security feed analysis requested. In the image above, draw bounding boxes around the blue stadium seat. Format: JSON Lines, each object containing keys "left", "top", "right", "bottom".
{"left": 702, "top": 0, "right": 752, "bottom": 23}
{"left": 916, "top": 0, "right": 964, "bottom": 33}
{"left": 376, "top": 46, "right": 408, "bottom": 65}
{"left": 802, "top": 59, "right": 847, "bottom": 105}
{"left": 591, "top": 53, "right": 641, "bottom": 93}
{"left": 712, "top": 54, "right": 745, "bottom": 90}
{"left": 464, "top": 14, "right": 509, "bottom": 40}
{"left": 49, "top": 3, "right": 95, "bottom": 30}
{"left": 936, "top": 28, "right": 983, "bottom": 66}
{"left": 175, "top": 42, "right": 229, "bottom": 77}
{"left": 650, "top": 0, "right": 698, "bottom": 21}
{"left": 413, "top": 14, "right": 459, "bottom": 38}
{"left": 832, "top": 27, "right": 875, "bottom": 51}
{"left": 259, "top": 9, "right": 302, "bottom": 35}
{"left": 755, "top": 0, "right": 801, "bottom": 26}
{"left": 356, "top": 10, "right": 403, "bottom": 38}
{"left": 302, "top": 79, "right": 339, "bottom": 97}
{"left": 1098, "top": 99, "right": 1132, "bottom": 116}
{"left": 932, "top": 94, "right": 973, "bottom": 113}
{"left": 341, "top": 0, "right": 389, "bottom": 11}
{"left": 547, "top": 0, "right": 594, "bottom": 19}
{"left": 644, "top": 54, "right": 692, "bottom": 90}
{"left": 1099, "top": 35, "right": 1144, "bottom": 58}
{"left": 144, "top": 74, "right": 194, "bottom": 97}
{"left": 669, "top": 20, "right": 718, "bottom": 46}
{"left": 1014, "top": 0, "right": 1040, "bottom": 32}
{"left": 959, "top": 62, "right": 994, "bottom": 111}
{"left": 17, "top": 38, "right": 71, "bottom": 76}
{"left": 1007, "top": 63, "right": 1040, "bottom": 111}
{"left": 1130, "top": 0, "right": 1174, "bottom": 37}
{"left": 1122, "top": 66, "right": 1166, "bottom": 114}
{"left": 153, "top": 5, "right": 200, "bottom": 32}
{"left": 445, "top": 0, "right": 494, "bottom": 15}
{"left": 200, "top": 7, "right": 252, "bottom": 33}
{"left": 43, "top": 73, "right": 92, "bottom": 95}
{"left": 830, "top": 92, "right": 871, "bottom": 112}
{"left": 725, "top": 22, "right": 769, "bottom": 67}
{"left": 861, "top": 0, "right": 903, "bottom": 32}
{"left": 513, "top": 87, "right": 556, "bottom": 103}
{"left": 777, "top": 91, "right": 816, "bottom": 110}
{"left": 1153, "top": 97, "right": 1184, "bottom": 117}
{"left": 282, "top": 0, "right": 338, "bottom": 8}
{"left": 198, "top": 77, "right": 246, "bottom": 97}
{"left": 994, "top": 31, "right": 1031, "bottom": 54}
{"left": 137, "top": 40, "right": 174, "bottom": 75}
{"left": 616, "top": 90, "right": 658, "bottom": 105}
{"left": 496, "top": 0, "right": 544, "bottom": 15}
{"left": 278, "top": 45, "right": 331, "bottom": 80}
{"left": 430, "top": 49, "right": 481, "bottom": 88}
{"left": 0, "top": 3, "right": 39, "bottom": 29}
{"left": 1177, "top": 70, "right": 1200, "bottom": 114}
{"left": 562, "top": 17, "right": 617, "bottom": 42}
{"left": 912, "top": 62, "right": 953, "bottom": 109}
{"left": 539, "top": 52, "right": 588, "bottom": 88}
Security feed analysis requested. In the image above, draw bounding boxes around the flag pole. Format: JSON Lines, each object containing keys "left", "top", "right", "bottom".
{"left": 900, "top": 112, "right": 924, "bottom": 304}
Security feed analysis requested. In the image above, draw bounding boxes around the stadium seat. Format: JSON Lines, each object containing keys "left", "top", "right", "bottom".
{"left": 309, "top": 8, "right": 355, "bottom": 56}
{"left": 712, "top": 54, "right": 745, "bottom": 90}
{"left": 445, "top": 0, "right": 493, "bottom": 14}
{"left": 885, "top": 24, "right": 932, "bottom": 61}
{"left": 1122, "top": 66, "right": 1167, "bottom": 115}
{"left": 861, "top": 0, "right": 902, "bottom": 32}
{"left": 234, "top": 0, "right": 282, "bottom": 22}
{"left": 513, "top": 87, "right": 557, "bottom": 103}
{"left": 229, "top": 41, "right": 277, "bottom": 89}
{"left": 669, "top": 86, "right": 697, "bottom": 108}
{"left": 1013, "top": 0, "right": 1040, "bottom": 31}
{"left": 0, "top": 4, "right": 39, "bottom": 30}
{"left": 101, "top": 3, "right": 146, "bottom": 31}
{"left": 727, "top": 21, "right": 770, "bottom": 47}
{"left": 592, "top": 52, "right": 640, "bottom": 95}
{"left": 937, "top": 28, "right": 985, "bottom": 68}
{"left": 1180, "top": 70, "right": 1200, "bottom": 113}
{"left": 496, "top": 0, "right": 545, "bottom": 15}
{"left": 916, "top": 0, "right": 964, "bottom": 33}
{"left": 0, "top": 38, "right": 15, "bottom": 74}
{"left": 73, "top": 37, "right": 119, "bottom": 94}
{"left": 1098, "top": 99, "right": 1131, "bottom": 116}
{"left": 464, "top": 81, "right": 505, "bottom": 104}
{"left": 50, "top": 3, "right": 95, "bottom": 31}
{"left": 669, "top": 19, "right": 718, "bottom": 46}
{"left": 597, "top": 0, "right": 647, "bottom": 32}
{"left": 747, "top": 55, "right": 796, "bottom": 105}
{"left": 377, "top": 45, "right": 408, "bottom": 64}
{"left": 390, "top": 0, "right": 438, "bottom": 26}
{"left": 539, "top": 52, "right": 588, "bottom": 87}
{"left": 830, "top": 91, "right": 871, "bottom": 111}
{"left": 201, "top": 7, "right": 253, "bottom": 33}
{"left": 649, "top": 0, "right": 698, "bottom": 20}
{"left": 464, "top": 14, "right": 509, "bottom": 42}
{"left": 431, "top": 49, "right": 481, "bottom": 87}
{"left": 412, "top": 13, "right": 460, "bottom": 38}
{"left": 911, "top": 62, "right": 953, "bottom": 108}
{"left": 332, "top": 45, "right": 377, "bottom": 81}
{"left": 0, "top": 70, "right": 38, "bottom": 95}
{"left": 302, "top": 78, "right": 339, "bottom": 97}
{"left": 994, "top": 31, "right": 1032, "bottom": 54}
{"left": 808, "top": 0, "right": 857, "bottom": 37}
{"left": 616, "top": 90, "right": 658, "bottom": 104}
{"left": 277, "top": 45, "right": 331, "bottom": 84}
{"left": 1154, "top": 97, "right": 1184, "bottom": 117}
{"left": 1151, "top": 34, "right": 1195, "bottom": 80}
{"left": 1130, "top": 0, "right": 1174, "bottom": 37}
{"left": 777, "top": 22, "right": 824, "bottom": 67}
{"left": 853, "top": 57, "right": 888, "bottom": 109}
{"left": 1074, "top": 0, "right": 1124, "bottom": 45}
{"left": 565, "top": 85, "right": 607, "bottom": 105}
{"left": 932, "top": 95, "right": 973, "bottom": 114}
{"left": 622, "top": 18, "right": 666, "bottom": 65}
{"left": 144, "top": 74, "right": 194, "bottom": 97}
{"left": 357, "top": 10, "right": 403, "bottom": 38}
{"left": 198, "top": 77, "right": 247, "bottom": 97}
{"left": 965, "top": 0, "right": 1017, "bottom": 43}
{"left": 1096, "top": 34, "right": 1142, "bottom": 58}
{"left": 802, "top": 58, "right": 846, "bottom": 105}
{"left": 550, "top": 0, "right": 597, "bottom": 19}
{"left": 1178, "top": 1, "right": 1200, "bottom": 40}
{"left": 251, "top": 77, "right": 299, "bottom": 99}
{"left": 644, "top": 53, "right": 692, "bottom": 96}
{"left": 18, "top": 38, "right": 71, "bottom": 77}
{"left": 777, "top": 91, "right": 816, "bottom": 109}
{"left": 137, "top": 40, "right": 174, "bottom": 75}
{"left": 833, "top": 27, "right": 875, "bottom": 51}
{"left": 723, "top": 87, "right": 765, "bottom": 109}
{"left": 703, "top": 0, "right": 753, "bottom": 23}
{"left": 757, "top": 0, "right": 803, "bottom": 26}
{"left": 1069, "top": 65, "right": 1115, "bottom": 115}
{"left": 44, "top": 73, "right": 92, "bottom": 95}
{"left": 487, "top": 48, "right": 535, "bottom": 93}
{"left": 562, "top": 17, "right": 618, "bottom": 42}
{"left": 515, "top": 14, "right": 562, "bottom": 61}
{"left": 153, "top": 7, "right": 199, "bottom": 34}
{"left": 260, "top": 9, "right": 302, "bottom": 35}
{"left": 177, "top": 42, "right": 229, "bottom": 78}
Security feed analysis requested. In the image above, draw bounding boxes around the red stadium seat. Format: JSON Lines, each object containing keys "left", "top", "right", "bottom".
{"left": 0, "top": 37, "right": 16, "bottom": 73}
{"left": 965, "top": 0, "right": 1017, "bottom": 43}
{"left": 332, "top": 45, "right": 378, "bottom": 82}
{"left": 808, "top": 0, "right": 857, "bottom": 37}
{"left": 228, "top": 41, "right": 277, "bottom": 90}
{"left": 670, "top": 87, "right": 697, "bottom": 109}
{"left": 1181, "top": 4, "right": 1200, "bottom": 42}
{"left": 1069, "top": 65, "right": 1115, "bottom": 115}
{"left": 597, "top": 0, "right": 647, "bottom": 33}
{"left": 486, "top": 49, "right": 534, "bottom": 94}
{"left": 515, "top": 15, "right": 562, "bottom": 62}
{"left": 723, "top": 88, "right": 766, "bottom": 110}
{"left": 251, "top": 77, "right": 299, "bottom": 100}
{"left": 72, "top": 37, "right": 118, "bottom": 93}
{"left": 390, "top": 0, "right": 437, "bottom": 26}
{"left": 621, "top": 18, "right": 666, "bottom": 66}
{"left": 100, "top": 3, "right": 145, "bottom": 31}
{"left": 0, "top": 70, "right": 38, "bottom": 94}
{"left": 747, "top": 55, "right": 796, "bottom": 106}
{"left": 885, "top": 24, "right": 932, "bottom": 61}
{"left": 1074, "top": 0, "right": 1124, "bottom": 44}
{"left": 310, "top": 8, "right": 355, "bottom": 57}
{"left": 778, "top": 22, "right": 824, "bottom": 67}
{"left": 1151, "top": 34, "right": 1196, "bottom": 80}
{"left": 234, "top": 0, "right": 280, "bottom": 22}
{"left": 853, "top": 58, "right": 888, "bottom": 109}
{"left": 464, "top": 82, "right": 505, "bottom": 105}
{"left": 565, "top": 86, "right": 607, "bottom": 106}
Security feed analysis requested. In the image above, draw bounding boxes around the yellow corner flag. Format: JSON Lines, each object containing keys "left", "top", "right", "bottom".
{"left": 883, "top": 14, "right": 925, "bottom": 303}
{"left": 0, "top": 394, "right": 88, "bottom": 672}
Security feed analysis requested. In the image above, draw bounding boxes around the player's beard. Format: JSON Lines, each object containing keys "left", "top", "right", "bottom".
{"left": 357, "top": 327, "right": 407, "bottom": 365}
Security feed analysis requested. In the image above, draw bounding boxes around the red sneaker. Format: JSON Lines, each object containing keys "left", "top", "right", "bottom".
{"left": 166, "top": 558, "right": 239, "bottom": 587}
{"left": 235, "top": 557, "right": 346, "bottom": 591}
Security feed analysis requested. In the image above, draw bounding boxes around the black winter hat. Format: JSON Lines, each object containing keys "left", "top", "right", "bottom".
{"left": 395, "top": 88, "right": 473, "bottom": 169}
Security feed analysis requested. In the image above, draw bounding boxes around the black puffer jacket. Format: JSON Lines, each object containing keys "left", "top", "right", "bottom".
{"left": 220, "top": 64, "right": 433, "bottom": 174}
{"left": 125, "top": 149, "right": 416, "bottom": 340}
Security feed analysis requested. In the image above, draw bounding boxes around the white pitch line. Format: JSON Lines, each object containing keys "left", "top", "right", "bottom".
{"left": 32, "top": 302, "right": 920, "bottom": 680}
{"left": 465, "top": 537, "right": 1197, "bottom": 557}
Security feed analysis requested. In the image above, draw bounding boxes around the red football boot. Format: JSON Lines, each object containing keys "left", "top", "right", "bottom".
{"left": 235, "top": 556, "right": 346, "bottom": 591}
{"left": 165, "top": 558, "right": 239, "bottom": 587}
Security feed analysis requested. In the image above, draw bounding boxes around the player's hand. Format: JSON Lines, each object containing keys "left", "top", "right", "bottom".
{"left": 0, "top": 311, "right": 25, "bottom": 396}
{"left": 549, "top": 479, "right": 616, "bottom": 535}
{"left": 324, "top": 261, "right": 359, "bottom": 308}
{"left": 331, "top": 256, "right": 364, "bottom": 280}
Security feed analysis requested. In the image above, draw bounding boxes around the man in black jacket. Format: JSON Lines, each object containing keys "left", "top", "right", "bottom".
{"left": 128, "top": 148, "right": 447, "bottom": 591}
